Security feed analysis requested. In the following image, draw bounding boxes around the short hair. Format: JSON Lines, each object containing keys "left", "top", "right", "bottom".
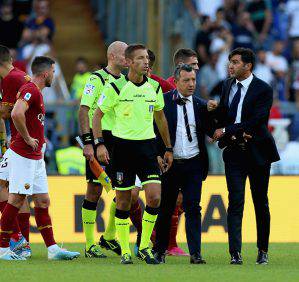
{"left": 0, "top": 45, "right": 12, "bottom": 64}
{"left": 125, "top": 44, "right": 147, "bottom": 59}
{"left": 174, "top": 63, "right": 195, "bottom": 80}
{"left": 173, "top": 48, "right": 197, "bottom": 66}
{"left": 31, "top": 56, "right": 55, "bottom": 75}
{"left": 147, "top": 49, "right": 155, "bottom": 68}
{"left": 228, "top": 48, "right": 256, "bottom": 70}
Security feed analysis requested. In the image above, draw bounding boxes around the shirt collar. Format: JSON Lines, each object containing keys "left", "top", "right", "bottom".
{"left": 178, "top": 92, "right": 192, "bottom": 102}
{"left": 236, "top": 73, "right": 253, "bottom": 90}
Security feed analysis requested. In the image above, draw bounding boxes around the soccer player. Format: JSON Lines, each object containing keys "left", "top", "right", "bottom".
{"left": 0, "top": 45, "right": 32, "bottom": 257}
{"left": 93, "top": 44, "right": 173, "bottom": 264}
{"left": 0, "top": 56, "right": 80, "bottom": 260}
{"left": 78, "top": 41, "right": 127, "bottom": 258}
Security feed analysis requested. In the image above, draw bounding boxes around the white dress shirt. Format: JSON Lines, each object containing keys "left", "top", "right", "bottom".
{"left": 229, "top": 73, "right": 253, "bottom": 123}
{"left": 173, "top": 93, "right": 200, "bottom": 159}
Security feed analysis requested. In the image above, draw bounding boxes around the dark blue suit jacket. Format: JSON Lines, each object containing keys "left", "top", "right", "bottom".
{"left": 156, "top": 89, "right": 213, "bottom": 181}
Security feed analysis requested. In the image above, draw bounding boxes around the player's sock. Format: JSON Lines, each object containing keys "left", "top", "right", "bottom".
{"left": 17, "top": 213, "right": 31, "bottom": 242}
{"left": 0, "top": 200, "right": 7, "bottom": 213}
{"left": 82, "top": 199, "right": 97, "bottom": 250}
{"left": 0, "top": 203, "right": 19, "bottom": 247}
{"left": 129, "top": 199, "right": 142, "bottom": 234}
{"left": 103, "top": 198, "right": 116, "bottom": 240}
{"left": 34, "top": 207, "right": 56, "bottom": 247}
{"left": 115, "top": 209, "right": 130, "bottom": 255}
{"left": 168, "top": 206, "right": 179, "bottom": 249}
{"left": 139, "top": 206, "right": 159, "bottom": 250}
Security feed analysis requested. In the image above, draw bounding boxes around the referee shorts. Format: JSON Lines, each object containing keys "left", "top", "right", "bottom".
{"left": 86, "top": 130, "right": 114, "bottom": 184}
{"left": 111, "top": 137, "right": 160, "bottom": 190}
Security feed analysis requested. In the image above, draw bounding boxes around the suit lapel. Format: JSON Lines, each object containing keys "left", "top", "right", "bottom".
{"left": 224, "top": 78, "right": 235, "bottom": 106}
{"left": 192, "top": 96, "right": 201, "bottom": 132}
{"left": 171, "top": 89, "right": 178, "bottom": 126}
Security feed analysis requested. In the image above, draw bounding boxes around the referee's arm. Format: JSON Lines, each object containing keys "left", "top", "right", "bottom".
{"left": 92, "top": 108, "right": 109, "bottom": 164}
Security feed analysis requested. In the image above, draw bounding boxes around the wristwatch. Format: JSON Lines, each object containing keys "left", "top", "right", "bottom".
{"left": 222, "top": 128, "right": 226, "bottom": 134}
{"left": 94, "top": 137, "right": 105, "bottom": 147}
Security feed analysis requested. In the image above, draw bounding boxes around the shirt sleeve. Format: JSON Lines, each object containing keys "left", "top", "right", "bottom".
{"left": 154, "top": 85, "right": 164, "bottom": 111}
{"left": 19, "top": 87, "right": 37, "bottom": 107}
{"left": 98, "top": 84, "right": 119, "bottom": 114}
{"left": 80, "top": 73, "right": 104, "bottom": 108}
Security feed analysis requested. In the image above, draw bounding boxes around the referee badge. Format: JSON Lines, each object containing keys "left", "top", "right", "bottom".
{"left": 116, "top": 172, "right": 123, "bottom": 185}
{"left": 149, "top": 105, "right": 154, "bottom": 113}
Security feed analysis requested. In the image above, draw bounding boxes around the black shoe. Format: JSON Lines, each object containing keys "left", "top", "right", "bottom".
{"left": 137, "top": 248, "right": 159, "bottom": 264}
{"left": 190, "top": 253, "right": 206, "bottom": 264}
{"left": 153, "top": 251, "right": 166, "bottom": 264}
{"left": 85, "top": 245, "right": 107, "bottom": 258}
{"left": 256, "top": 250, "right": 268, "bottom": 265}
{"left": 230, "top": 252, "right": 243, "bottom": 265}
{"left": 120, "top": 253, "right": 133, "bottom": 264}
{"left": 99, "top": 235, "right": 121, "bottom": 255}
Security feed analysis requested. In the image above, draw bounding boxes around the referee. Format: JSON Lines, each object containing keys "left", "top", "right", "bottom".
{"left": 92, "top": 44, "right": 173, "bottom": 264}
{"left": 78, "top": 41, "right": 127, "bottom": 258}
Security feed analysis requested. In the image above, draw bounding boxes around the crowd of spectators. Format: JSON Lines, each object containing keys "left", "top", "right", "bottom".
{"left": 1, "top": 0, "right": 299, "bottom": 174}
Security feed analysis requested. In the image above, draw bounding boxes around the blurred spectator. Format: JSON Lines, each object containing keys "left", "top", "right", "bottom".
{"left": 289, "top": 40, "right": 299, "bottom": 108}
{"left": 0, "top": 1, "right": 24, "bottom": 48}
{"left": 70, "top": 57, "right": 91, "bottom": 102}
{"left": 254, "top": 49, "right": 274, "bottom": 85}
{"left": 10, "top": 48, "right": 27, "bottom": 72}
{"left": 266, "top": 40, "right": 288, "bottom": 100}
{"left": 194, "top": 15, "right": 213, "bottom": 66}
{"left": 285, "top": 0, "right": 299, "bottom": 41}
{"left": 214, "top": 7, "right": 231, "bottom": 30}
{"left": 223, "top": 0, "right": 243, "bottom": 25}
{"left": 55, "top": 136, "right": 85, "bottom": 175}
{"left": 199, "top": 52, "right": 221, "bottom": 98}
{"left": 193, "top": 0, "right": 224, "bottom": 20}
{"left": 210, "top": 26, "right": 233, "bottom": 80}
{"left": 21, "top": 0, "right": 55, "bottom": 45}
{"left": 13, "top": 0, "right": 33, "bottom": 22}
{"left": 231, "top": 11, "right": 255, "bottom": 50}
{"left": 246, "top": 0, "right": 272, "bottom": 47}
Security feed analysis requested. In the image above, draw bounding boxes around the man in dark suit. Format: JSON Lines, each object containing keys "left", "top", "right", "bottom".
{"left": 153, "top": 64, "right": 216, "bottom": 264}
{"left": 213, "top": 48, "right": 280, "bottom": 265}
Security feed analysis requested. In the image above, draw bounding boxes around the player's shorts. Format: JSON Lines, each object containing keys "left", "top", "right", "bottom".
{"left": 111, "top": 137, "right": 160, "bottom": 190}
{"left": 86, "top": 130, "right": 114, "bottom": 184}
{"left": 0, "top": 148, "right": 11, "bottom": 183}
{"left": 8, "top": 149, "right": 48, "bottom": 195}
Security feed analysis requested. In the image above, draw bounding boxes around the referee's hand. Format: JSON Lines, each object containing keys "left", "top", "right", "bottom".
{"left": 97, "top": 145, "right": 110, "bottom": 164}
{"left": 163, "top": 151, "right": 173, "bottom": 172}
{"left": 83, "top": 144, "right": 94, "bottom": 161}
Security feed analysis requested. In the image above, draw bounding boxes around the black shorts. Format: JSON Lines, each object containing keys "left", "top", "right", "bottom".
{"left": 86, "top": 130, "right": 114, "bottom": 184}
{"left": 111, "top": 137, "right": 160, "bottom": 190}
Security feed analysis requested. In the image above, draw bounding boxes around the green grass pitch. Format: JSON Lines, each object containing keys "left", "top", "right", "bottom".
{"left": 1, "top": 243, "right": 298, "bottom": 282}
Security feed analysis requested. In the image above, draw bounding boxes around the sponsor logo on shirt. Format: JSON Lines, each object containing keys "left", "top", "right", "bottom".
{"left": 24, "top": 92, "right": 31, "bottom": 101}
{"left": 83, "top": 84, "right": 95, "bottom": 96}
{"left": 38, "top": 113, "right": 45, "bottom": 125}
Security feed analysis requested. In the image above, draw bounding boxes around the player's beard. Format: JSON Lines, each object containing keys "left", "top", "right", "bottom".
{"left": 45, "top": 77, "right": 52, "bottom": 87}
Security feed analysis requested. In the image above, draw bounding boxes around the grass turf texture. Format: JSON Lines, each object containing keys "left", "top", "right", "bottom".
{"left": 0, "top": 243, "right": 298, "bottom": 282}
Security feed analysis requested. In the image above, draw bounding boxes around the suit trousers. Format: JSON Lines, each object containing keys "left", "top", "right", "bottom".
{"left": 223, "top": 145, "right": 271, "bottom": 254}
{"left": 154, "top": 155, "right": 203, "bottom": 255}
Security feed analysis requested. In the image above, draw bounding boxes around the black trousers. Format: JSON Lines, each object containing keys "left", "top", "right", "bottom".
{"left": 223, "top": 146, "right": 271, "bottom": 254}
{"left": 154, "top": 155, "right": 203, "bottom": 255}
